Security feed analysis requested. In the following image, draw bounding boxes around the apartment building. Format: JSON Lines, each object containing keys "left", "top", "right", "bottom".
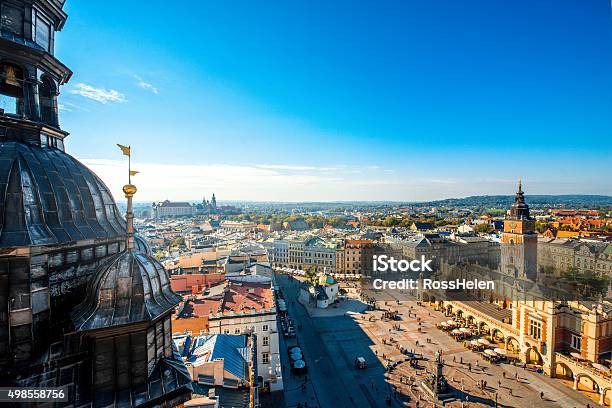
{"left": 303, "top": 236, "right": 336, "bottom": 273}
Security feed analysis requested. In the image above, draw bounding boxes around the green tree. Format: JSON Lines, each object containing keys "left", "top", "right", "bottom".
{"left": 305, "top": 266, "right": 318, "bottom": 286}
{"left": 168, "top": 237, "right": 185, "bottom": 247}
{"left": 474, "top": 223, "right": 494, "bottom": 234}
{"left": 535, "top": 221, "right": 549, "bottom": 234}
{"left": 383, "top": 216, "right": 400, "bottom": 227}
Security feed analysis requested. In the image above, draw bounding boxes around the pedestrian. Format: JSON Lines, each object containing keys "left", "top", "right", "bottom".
{"left": 540, "top": 391, "right": 544, "bottom": 400}
{"left": 453, "top": 355, "right": 456, "bottom": 363}
{"left": 502, "top": 371, "right": 505, "bottom": 379}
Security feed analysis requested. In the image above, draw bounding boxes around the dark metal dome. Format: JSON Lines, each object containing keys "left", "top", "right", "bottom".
{"left": 72, "top": 249, "right": 181, "bottom": 331}
{"left": 0, "top": 141, "right": 126, "bottom": 248}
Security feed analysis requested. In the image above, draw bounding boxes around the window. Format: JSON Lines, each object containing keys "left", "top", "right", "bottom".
{"left": 262, "top": 324, "right": 269, "bottom": 332}
{"left": 39, "top": 76, "right": 56, "bottom": 125}
{"left": 224, "top": 329, "right": 230, "bottom": 334}
{"left": 262, "top": 352, "right": 270, "bottom": 364}
{"left": 570, "top": 334, "right": 581, "bottom": 350}
{"left": 529, "top": 319, "right": 542, "bottom": 340}
{"left": 0, "top": 63, "right": 24, "bottom": 115}
{"left": 234, "top": 328, "right": 241, "bottom": 334}
{"left": 35, "top": 16, "right": 51, "bottom": 51}
{"left": 263, "top": 336, "right": 269, "bottom": 346}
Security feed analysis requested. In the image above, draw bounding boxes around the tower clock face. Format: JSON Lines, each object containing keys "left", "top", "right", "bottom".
{"left": 509, "top": 222, "right": 517, "bottom": 230}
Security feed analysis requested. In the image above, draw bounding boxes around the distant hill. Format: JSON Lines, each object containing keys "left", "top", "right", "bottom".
{"left": 417, "top": 195, "right": 612, "bottom": 208}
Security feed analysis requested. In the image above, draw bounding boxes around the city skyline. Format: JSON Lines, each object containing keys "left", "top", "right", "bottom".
{"left": 57, "top": 0, "right": 612, "bottom": 201}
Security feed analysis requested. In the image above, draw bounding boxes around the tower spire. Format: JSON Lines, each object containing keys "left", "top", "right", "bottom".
{"left": 518, "top": 177, "right": 522, "bottom": 194}
{"left": 118, "top": 144, "right": 138, "bottom": 250}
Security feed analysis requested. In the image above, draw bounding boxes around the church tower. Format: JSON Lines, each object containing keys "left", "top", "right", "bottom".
{"left": 0, "top": 2, "right": 191, "bottom": 405}
{"left": 501, "top": 180, "right": 538, "bottom": 281}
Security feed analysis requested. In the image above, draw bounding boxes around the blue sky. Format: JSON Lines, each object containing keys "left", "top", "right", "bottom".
{"left": 58, "top": 1, "right": 612, "bottom": 201}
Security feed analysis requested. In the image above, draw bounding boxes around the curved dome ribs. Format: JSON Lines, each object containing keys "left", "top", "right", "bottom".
{"left": 22, "top": 144, "right": 73, "bottom": 242}
{"left": 134, "top": 234, "right": 152, "bottom": 255}
{"left": 17, "top": 154, "right": 58, "bottom": 244}
{"left": 91, "top": 171, "right": 126, "bottom": 234}
{"left": 33, "top": 145, "right": 87, "bottom": 241}
{"left": 136, "top": 252, "right": 180, "bottom": 315}
{"left": 71, "top": 252, "right": 122, "bottom": 328}
{"left": 0, "top": 141, "right": 127, "bottom": 248}
{"left": 48, "top": 148, "right": 109, "bottom": 238}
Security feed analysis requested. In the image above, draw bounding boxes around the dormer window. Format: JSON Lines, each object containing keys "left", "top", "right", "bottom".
{"left": 0, "top": 63, "right": 24, "bottom": 116}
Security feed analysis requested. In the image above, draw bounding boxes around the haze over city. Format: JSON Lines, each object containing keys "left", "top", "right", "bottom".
{"left": 53, "top": 0, "right": 612, "bottom": 202}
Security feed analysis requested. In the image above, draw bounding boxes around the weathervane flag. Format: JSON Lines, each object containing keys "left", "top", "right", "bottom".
{"left": 117, "top": 144, "right": 131, "bottom": 156}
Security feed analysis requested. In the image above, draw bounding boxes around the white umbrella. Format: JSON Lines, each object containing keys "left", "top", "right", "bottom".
{"left": 571, "top": 352, "right": 585, "bottom": 360}
{"left": 290, "top": 346, "right": 301, "bottom": 353}
{"left": 459, "top": 327, "right": 471, "bottom": 333}
{"left": 470, "top": 340, "right": 480, "bottom": 346}
{"left": 447, "top": 320, "right": 455, "bottom": 325}
{"left": 291, "top": 352, "right": 303, "bottom": 361}
{"left": 293, "top": 359, "right": 306, "bottom": 369}
{"left": 494, "top": 348, "right": 507, "bottom": 355}
{"left": 478, "top": 338, "right": 491, "bottom": 346}
{"left": 451, "top": 329, "right": 461, "bottom": 334}
{"left": 484, "top": 349, "right": 497, "bottom": 356}
{"left": 592, "top": 363, "right": 608, "bottom": 372}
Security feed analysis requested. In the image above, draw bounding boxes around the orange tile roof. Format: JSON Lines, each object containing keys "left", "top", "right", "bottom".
{"left": 170, "top": 273, "right": 225, "bottom": 292}
{"left": 222, "top": 282, "right": 274, "bottom": 313}
{"left": 184, "top": 281, "right": 275, "bottom": 317}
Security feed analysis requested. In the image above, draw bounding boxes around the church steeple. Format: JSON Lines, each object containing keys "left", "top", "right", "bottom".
{"left": 509, "top": 178, "right": 532, "bottom": 220}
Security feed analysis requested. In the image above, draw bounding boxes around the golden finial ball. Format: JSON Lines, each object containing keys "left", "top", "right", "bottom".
{"left": 123, "top": 184, "right": 137, "bottom": 195}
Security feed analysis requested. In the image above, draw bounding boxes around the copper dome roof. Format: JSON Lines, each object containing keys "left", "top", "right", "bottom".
{"left": 0, "top": 141, "right": 126, "bottom": 248}
{"left": 72, "top": 249, "right": 181, "bottom": 331}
